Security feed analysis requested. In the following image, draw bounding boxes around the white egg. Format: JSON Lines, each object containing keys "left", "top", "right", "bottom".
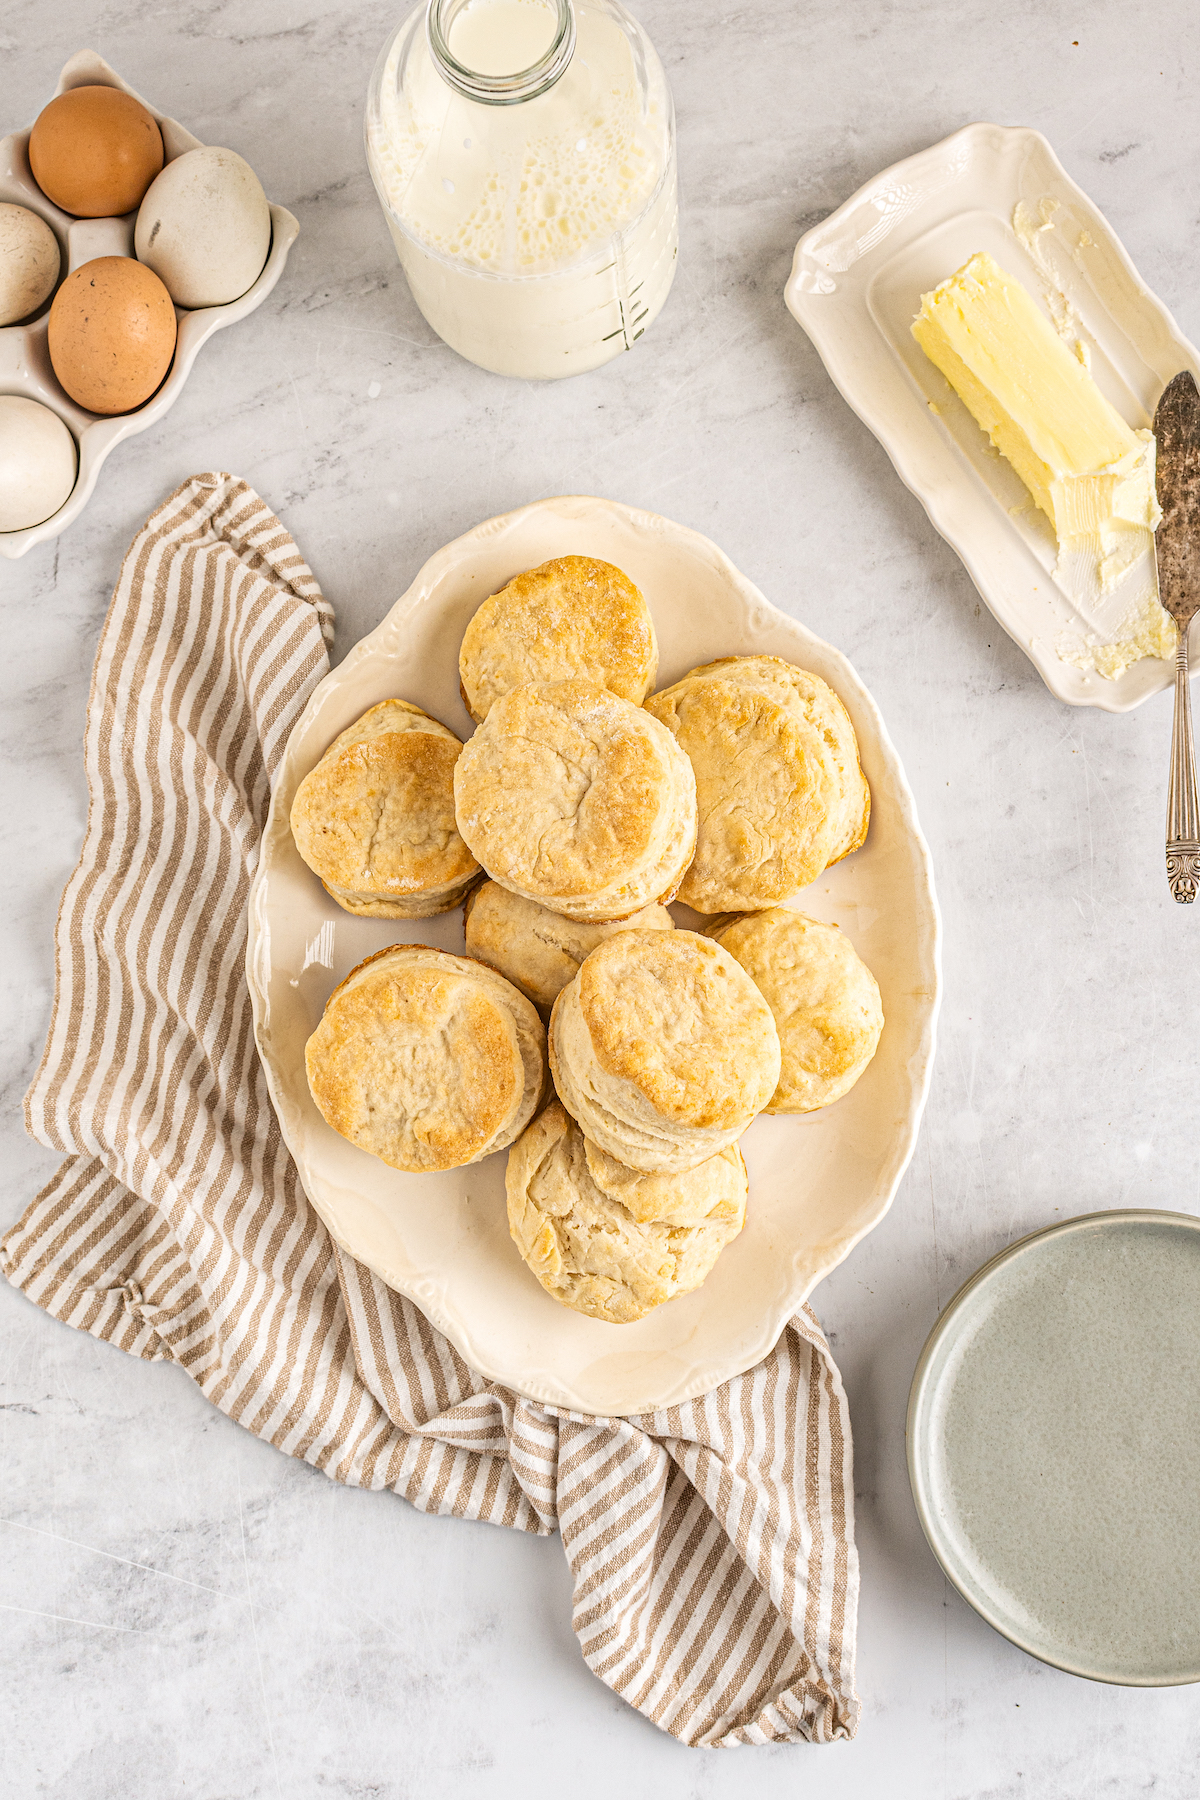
{"left": 135, "top": 146, "right": 271, "bottom": 310}
{"left": 0, "top": 395, "right": 77, "bottom": 533}
{"left": 0, "top": 202, "right": 61, "bottom": 326}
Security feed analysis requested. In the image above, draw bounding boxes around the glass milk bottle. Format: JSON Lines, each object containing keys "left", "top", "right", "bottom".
{"left": 365, "top": 0, "right": 678, "bottom": 379}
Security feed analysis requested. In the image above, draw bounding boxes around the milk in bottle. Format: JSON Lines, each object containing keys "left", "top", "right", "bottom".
{"left": 366, "top": 0, "right": 678, "bottom": 379}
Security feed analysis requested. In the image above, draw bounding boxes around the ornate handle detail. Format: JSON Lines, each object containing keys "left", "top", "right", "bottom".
{"left": 1167, "top": 622, "right": 1200, "bottom": 903}
{"left": 1167, "top": 844, "right": 1200, "bottom": 903}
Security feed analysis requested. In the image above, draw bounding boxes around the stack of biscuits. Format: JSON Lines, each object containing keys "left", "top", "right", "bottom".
{"left": 293, "top": 554, "right": 884, "bottom": 1325}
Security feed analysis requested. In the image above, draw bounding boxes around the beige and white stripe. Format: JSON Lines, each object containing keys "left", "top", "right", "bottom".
{"left": 2, "top": 473, "right": 860, "bottom": 1747}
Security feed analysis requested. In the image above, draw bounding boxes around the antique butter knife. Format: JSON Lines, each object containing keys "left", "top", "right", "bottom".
{"left": 1154, "top": 371, "right": 1200, "bottom": 903}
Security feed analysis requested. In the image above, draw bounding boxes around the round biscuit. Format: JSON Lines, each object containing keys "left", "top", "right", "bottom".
{"left": 710, "top": 656, "right": 870, "bottom": 863}
{"left": 548, "top": 929, "right": 780, "bottom": 1172}
{"left": 305, "top": 944, "right": 545, "bottom": 1172}
{"left": 290, "top": 700, "right": 480, "bottom": 918}
{"left": 458, "top": 555, "right": 658, "bottom": 723}
{"left": 708, "top": 908, "right": 883, "bottom": 1112}
{"left": 582, "top": 1133, "right": 747, "bottom": 1227}
{"left": 645, "top": 655, "right": 869, "bottom": 911}
{"left": 453, "top": 680, "right": 696, "bottom": 923}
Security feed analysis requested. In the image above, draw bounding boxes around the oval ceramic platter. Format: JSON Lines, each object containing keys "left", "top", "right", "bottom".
{"left": 785, "top": 122, "right": 1200, "bottom": 714}
{"left": 0, "top": 49, "right": 298, "bottom": 559}
{"left": 909, "top": 1210, "right": 1200, "bottom": 1685}
{"left": 247, "top": 495, "right": 941, "bottom": 1415}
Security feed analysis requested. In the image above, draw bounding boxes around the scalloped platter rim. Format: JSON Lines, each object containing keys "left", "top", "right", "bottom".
{"left": 246, "top": 495, "right": 941, "bottom": 1415}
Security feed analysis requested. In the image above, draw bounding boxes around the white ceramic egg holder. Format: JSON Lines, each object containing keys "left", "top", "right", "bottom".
{"left": 0, "top": 49, "right": 299, "bottom": 560}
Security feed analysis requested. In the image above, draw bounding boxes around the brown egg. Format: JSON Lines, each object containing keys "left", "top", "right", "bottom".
{"left": 48, "top": 257, "right": 177, "bottom": 415}
{"left": 30, "top": 86, "right": 164, "bottom": 218}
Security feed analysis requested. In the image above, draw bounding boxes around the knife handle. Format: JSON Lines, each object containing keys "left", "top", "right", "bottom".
{"left": 1166, "top": 618, "right": 1200, "bottom": 904}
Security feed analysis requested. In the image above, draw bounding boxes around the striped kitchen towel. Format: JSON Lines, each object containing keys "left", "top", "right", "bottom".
{"left": 3, "top": 473, "right": 860, "bottom": 1748}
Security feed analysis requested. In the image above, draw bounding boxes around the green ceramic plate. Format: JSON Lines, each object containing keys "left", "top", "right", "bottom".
{"left": 908, "top": 1209, "right": 1200, "bottom": 1686}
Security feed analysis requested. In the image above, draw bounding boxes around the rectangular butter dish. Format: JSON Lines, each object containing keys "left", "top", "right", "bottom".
{"left": 784, "top": 122, "right": 1200, "bottom": 713}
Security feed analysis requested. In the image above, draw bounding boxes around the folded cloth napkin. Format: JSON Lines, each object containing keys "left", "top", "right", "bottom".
{"left": 3, "top": 474, "right": 860, "bottom": 1748}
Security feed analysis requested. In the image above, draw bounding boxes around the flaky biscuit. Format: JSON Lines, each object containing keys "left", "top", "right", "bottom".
{"left": 722, "top": 657, "right": 870, "bottom": 864}
{"left": 453, "top": 681, "right": 697, "bottom": 923}
{"left": 582, "top": 1133, "right": 747, "bottom": 1227}
{"left": 290, "top": 699, "right": 480, "bottom": 918}
{"left": 459, "top": 556, "right": 658, "bottom": 723}
{"left": 506, "top": 1102, "right": 745, "bottom": 1323}
{"left": 644, "top": 655, "right": 870, "bottom": 912}
{"left": 549, "top": 929, "right": 780, "bottom": 1172}
{"left": 305, "top": 945, "right": 545, "bottom": 1173}
{"left": 463, "top": 880, "right": 674, "bottom": 1012}
{"left": 706, "top": 909, "right": 883, "bottom": 1112}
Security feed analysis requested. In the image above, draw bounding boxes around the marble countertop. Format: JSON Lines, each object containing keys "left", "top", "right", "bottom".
{"left": 4, "top": 0, "right": 1200, "bottom": 1792}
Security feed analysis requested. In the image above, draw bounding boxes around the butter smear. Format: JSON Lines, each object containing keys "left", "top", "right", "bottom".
{"left": 912, "top": 250, "right": 1172, "bottom": 678}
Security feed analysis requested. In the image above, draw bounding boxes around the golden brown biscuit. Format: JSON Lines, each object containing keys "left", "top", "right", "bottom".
{"left": 549, "top": 929, "right": 780, "bottom": 1172}
{"left": 644, "top": 655, "right": 870, "bottom": 912}
{"left": 453, "top": 681, "right": 696, "bottom": 923}
{"left": 506, "top": 1102, "right": 746, "bottom": 1323}
{"left": 290, "top": 700, "right": 480, "bottom": 918}
{"left": 582, "top": 1133, "right": 747, "bottom": 1227}
{"left": 463, "top": 880, "right": 674, "bottom": 1012}
{"left": 458, "top": 555, "right": 658, "bottom": 723}
{"left": 706, "top": 909, "right": 883, "bottom": 1112}
{"left": 305, "top": 944, "right": 545, "bottom": 1172}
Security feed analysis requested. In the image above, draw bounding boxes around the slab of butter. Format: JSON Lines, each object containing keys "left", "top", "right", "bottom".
{"left": 912, "top": 251, "right": 1161, "bottom": 542}
{"left": 912, "top": 250, "right": 1170, "bottom": 677}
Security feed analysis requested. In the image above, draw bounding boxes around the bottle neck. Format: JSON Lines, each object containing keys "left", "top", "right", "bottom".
{"left": 426, "top": 0, "right": 576, "bottom": 105}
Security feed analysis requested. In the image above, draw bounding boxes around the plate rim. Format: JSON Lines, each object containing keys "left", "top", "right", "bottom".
{"left": 907, "top": 1205, "right": 1200, "bottom": 1687}
{"left": 248, "top": 492, "right": 942, "bottom": 1413}
{"left": 783, "top": 120, "right": 1200, "bottom": 715}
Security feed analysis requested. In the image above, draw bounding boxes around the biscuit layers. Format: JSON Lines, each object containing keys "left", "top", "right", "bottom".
{"left": 582, "top": 1132, "right": 747, "bottom": 1228}
{"left": 291, "top": 700, "right": 480, "bottom": 918}
{"left": 454, "top": 680, "right": 697, "bottom": 923}
{"left": 549, "top": 929, "right": 780, "bottom": 1172}
{"left": 463, "top": 879, "right": 674, "bottom": 1012}
{"left": 506, "top": 1102, "right": 746, "bottom": 1323}
{"left": 306, "top": 945, "right": 545, "bottom": 1172}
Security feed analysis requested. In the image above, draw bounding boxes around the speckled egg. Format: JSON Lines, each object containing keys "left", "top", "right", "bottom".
{"left": 29, "top": 85, "right": 164, "bottom": 218}
{"left": 135, "top": 146, "right": 271, "bottom": 309}
{"left": 48, "top": 256, "right": 177, "bottom": 415}
{"left": 0, "top": 395, "right": 77, "bottom": 532}
{"left": 0, "top": 202, "right": 61, "bottom": 325}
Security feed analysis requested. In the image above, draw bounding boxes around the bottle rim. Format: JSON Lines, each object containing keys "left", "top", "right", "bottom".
{"left": 425, "top": 0, "right": 577, "bottom": 105}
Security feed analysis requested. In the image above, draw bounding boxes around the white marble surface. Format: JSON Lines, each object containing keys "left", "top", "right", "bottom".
{"left": 3, "top": 0, "right": 1200, "bottom": 1791}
